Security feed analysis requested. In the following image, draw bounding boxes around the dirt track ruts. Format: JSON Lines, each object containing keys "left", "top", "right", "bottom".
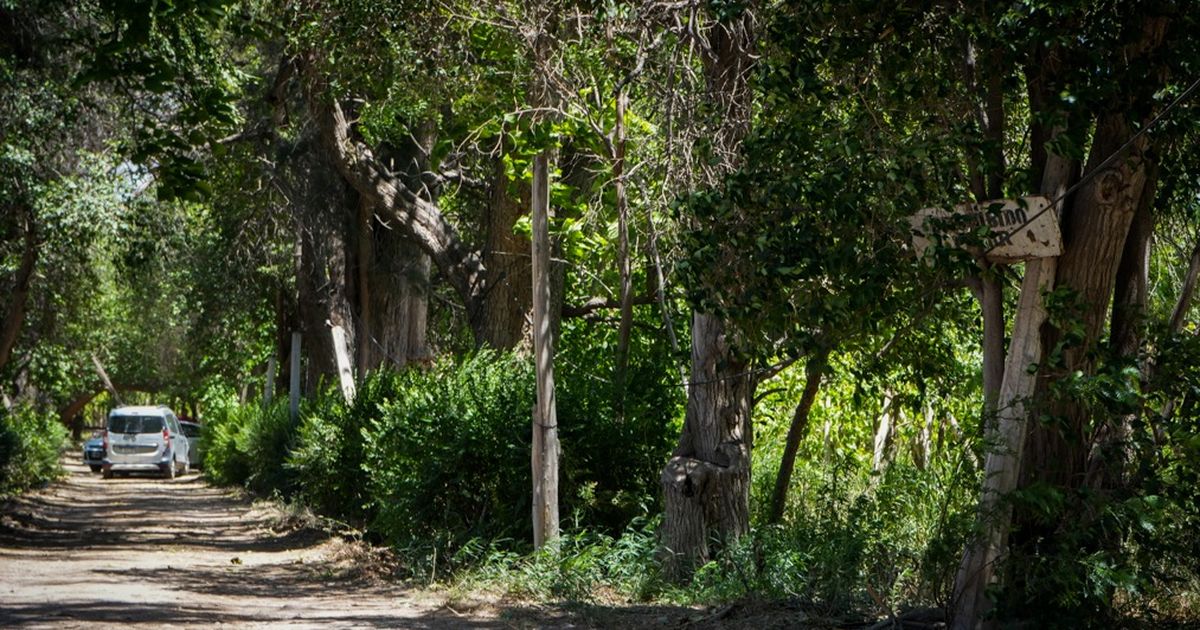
{"left": 0, "top": 459, "right": 480, "bottom": 628}
{"left": 0, "top": 458, "right": 814, "bottom": 629}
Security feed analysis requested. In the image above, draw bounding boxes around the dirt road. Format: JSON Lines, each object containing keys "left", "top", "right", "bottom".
{"left": 0, "top": 460, "right": 810, "bottom": 629}
{"left": 0, "top": 460, "right": 495, "bottom": 628}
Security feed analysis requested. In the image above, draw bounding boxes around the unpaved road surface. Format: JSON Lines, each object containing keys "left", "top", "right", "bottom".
{"left": 0, "top": 460, "right": 489, "bottom": 628}
{"left": 0, "top": 459, "right": 812, "bottom": 629}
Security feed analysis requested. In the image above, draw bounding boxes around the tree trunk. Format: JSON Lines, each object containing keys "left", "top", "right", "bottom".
{"left": 1168, "top": 239, "right": 1200, "bottom": 335}
{"left": 660, "top": 4, "right": 757, "bottom": 579}
{"left": 477, "top": 157, "right": 532, "bottom": 349}
{"left": 872, "top": 392, "right": 897, "bottom": 473}
{"left": 295, "top": 153, "right": 358, "bottom": 385}
{"left": 1021, "top": 113, "right": 1154, "bottom": 492}
{"left": 767, "top": 351, "right": 827, "bottom": 524}
{"left": 951, "top": 134, "right": 1073, "bottom": 630}
{"left": 613, "top": 88, "right": 635, "bottom": 402}
{"left": 303, "top": 65, "right": 486, "bottom": 321}
{"left": 0, "top": 207, "right": 38, "bottom": 376}
{"left": 360, "top": 205, "right": 431, "bottom": 369}
{"left": 660, "top": 313, "right": 754, "bottom": 578}
{"left": 968, "top": 272, "right": 1005, "bottom": 414}
{"left": 1088, "top": 157, "right": 1157, "bottom": 489}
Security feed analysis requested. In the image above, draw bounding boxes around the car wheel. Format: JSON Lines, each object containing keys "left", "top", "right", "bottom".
{"left": 163, "top": 462, "right": 175, "bottom": 480}
{"left": 90, "top": 465, "right": 101, "bottom": 473}
{"left": 102, "top": 467, "right": 113, "bottom": 480}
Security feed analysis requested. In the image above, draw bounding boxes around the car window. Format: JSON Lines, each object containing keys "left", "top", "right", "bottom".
{"left": 180, "top": 424, "right": 201, "bottom": 438}
{"left": 166, "top": 415, "right": 181, "bottom": 434}
{"left": 108, "top": 415, "right": 165, "bottom": 434}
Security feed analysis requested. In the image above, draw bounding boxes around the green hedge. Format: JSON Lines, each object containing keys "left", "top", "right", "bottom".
{"left": 0, "top": 406, "right": 67, "bottom": 496}
{"left": 204, "top": 350, "right": 681, "bottom": 565}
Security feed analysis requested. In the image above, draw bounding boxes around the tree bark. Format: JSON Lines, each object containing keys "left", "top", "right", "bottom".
{"left": 660, "top": 312, "right": 754, "bottom": 578}
{"left": 767, "top": 351, "right": 827, "bottom": 524}
{"left": 951, "top": 132, "right": 1073, "bottom": 630}
{"left": 660, "top": 4, "right": 757, "bottom": 579}
{"left": 1021, "top": 113, "right": 1155, "bottom": 492}
{"left": 613, "top": 88, "right": 635, "bottom": 402}
{"left": 1109, "top": 159, "right": 1156, "bottom": 357}
{"left": 0, "top": 207, "right": 38, "bottom": 376}
{"left": 360, "top": 205, "right": 431, "bottom": 369}
{"left": 294, "top": 140, "right": 358, "bottom": 385}
{"left": 477, "top": 157, "right": 532, "bottom": 349}
{"left": 1088, "top": 158, "right": 1157, "bottom": 489}
{"left": 304, "top": 67, "right": 486, "bottom": 323}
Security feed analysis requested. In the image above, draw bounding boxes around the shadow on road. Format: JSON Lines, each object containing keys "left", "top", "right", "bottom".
{"left": 0, "top": 458, "right": 795, "bottom": 629}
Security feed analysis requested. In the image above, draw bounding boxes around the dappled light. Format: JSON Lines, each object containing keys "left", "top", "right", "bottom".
{"left": 3, "top": 1, "right": 1200, "bottom": 628}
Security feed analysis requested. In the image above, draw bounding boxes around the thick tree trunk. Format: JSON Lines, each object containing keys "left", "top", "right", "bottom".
{"left": 361, "top": 216, "right": 431, "bottom": 369}
{"left": 660, "top": 5, "right": 757, "bottom": 579}
{"left": 1021, "top": 114, "right": 1154, "bottom": 492}
{"left": 767, "top": 351, "right": 827, "bottom": 524}
{"left": 304, "top": 67, "right": 486, "bottom": 321}
{"left": 284, "top": 130, "right": 360, "bottom": 387}
{"left": 660, "top": 313, "right": 753, "bottom": 577}
{"left": 0, "top": 208, "right": 38, "bottom": 376}
{"left": 1088, "top": 159, "right": 1157, "bottom": 488}
{"left": 1109, "top": 160, "right": 1156, "bottom": 357}
{"left": 477, "top": 157, "right": 532, "bottom": 349}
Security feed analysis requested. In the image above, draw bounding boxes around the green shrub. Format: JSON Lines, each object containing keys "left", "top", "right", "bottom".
{"left": 288, "top": 385, "right": 366, "bottom": 522}
{"left": 205, "top": 346, "right": 680, "bottom": 578}
{"left": 203, "top": 398, "right": 298, "bottom": 494}
{"left": 361, "top": 352, "right": 537, "bottom": 557}
{"left": 0, "top": 405, "right": 67, "bottom": 496}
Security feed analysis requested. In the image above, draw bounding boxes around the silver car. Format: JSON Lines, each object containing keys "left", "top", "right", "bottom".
{"left": 102, "top": 406, "right": 190, "bottom": 480}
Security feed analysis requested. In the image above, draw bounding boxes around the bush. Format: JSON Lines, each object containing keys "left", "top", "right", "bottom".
{"left": 288, "top": 385, "right": 367, "bottom": 522}
{"left": 361, "top": 352, "right": 537, "bottom": 557}
{"left": 0, "top": 405, "right": 67, "bottom": 496}
{"left": 205, "top": 348, "right": 681, "bottom": 577}
{"left": 203, "top": 398, "right": 298, "bottom": 494}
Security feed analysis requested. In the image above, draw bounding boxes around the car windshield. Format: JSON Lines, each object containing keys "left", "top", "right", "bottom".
{"left": 181, "top": 424, "right": 201, "bottom": 438}
{"left": 108, "top": 415, "right": 164, "bottom": 434}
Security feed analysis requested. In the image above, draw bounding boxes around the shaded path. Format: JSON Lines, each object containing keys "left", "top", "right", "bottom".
{"left": 0, "top": 460, "right": 474, "bottom": 628}
{"left": 0, "top": 459, "right": 812, "bottom": 629}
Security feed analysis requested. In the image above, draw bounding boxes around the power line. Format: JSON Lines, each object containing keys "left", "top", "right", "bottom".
{"left": 983, "top": 76, "right": 1200, "bottom": 257}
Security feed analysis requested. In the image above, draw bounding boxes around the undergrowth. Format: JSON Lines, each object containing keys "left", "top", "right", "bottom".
{"left": 0, "top": 405, "right": 67, "bottom": 497}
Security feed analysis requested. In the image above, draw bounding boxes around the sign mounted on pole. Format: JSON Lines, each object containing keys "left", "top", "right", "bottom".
{"left": 909, "top": 195, "right": 1062, "bottom": 264}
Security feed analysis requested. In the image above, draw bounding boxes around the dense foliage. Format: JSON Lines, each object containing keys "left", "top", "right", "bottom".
{"left": 2, "top": 0, "right": 1199, "bottom": 626}
{"left": 203, "top": 349, "right": 679, "bottom": 571}
{"left": 0, "top": 406, "right": 67, "bottom": 497}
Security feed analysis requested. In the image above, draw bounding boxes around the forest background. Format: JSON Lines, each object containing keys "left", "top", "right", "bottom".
{"left": 3, "top": 0, "right": 1200, "bottom": 627}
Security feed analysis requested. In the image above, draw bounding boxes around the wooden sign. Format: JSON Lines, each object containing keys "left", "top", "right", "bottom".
{"left": 909, "top": 195, "right": 1062, "bottom": 264}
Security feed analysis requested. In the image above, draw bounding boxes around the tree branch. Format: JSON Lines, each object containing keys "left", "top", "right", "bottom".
{"left": 300, "top": 56, "right": 486, "bottom": 315}
{"left": 562, "top": 294, "right": 656, "bottom": 318}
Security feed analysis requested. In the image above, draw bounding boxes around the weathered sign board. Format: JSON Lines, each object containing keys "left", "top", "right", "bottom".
{"left": 909, "top": 195, "right": 1062, "bottom": 264}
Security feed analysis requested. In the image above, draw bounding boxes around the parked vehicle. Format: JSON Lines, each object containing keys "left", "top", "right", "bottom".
{"left": 82, "top": 433, "right": 105, "bottom": 473}
{"left": 102, "top": 406, "right": 190, "bottom": 480}
{"left": 179, "top": 420, "right": 204, "bottom": 469}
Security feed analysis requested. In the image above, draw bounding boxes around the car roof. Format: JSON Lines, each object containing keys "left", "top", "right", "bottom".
{"left": 109, "top": 405, "right": 172, "bottom": 416}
